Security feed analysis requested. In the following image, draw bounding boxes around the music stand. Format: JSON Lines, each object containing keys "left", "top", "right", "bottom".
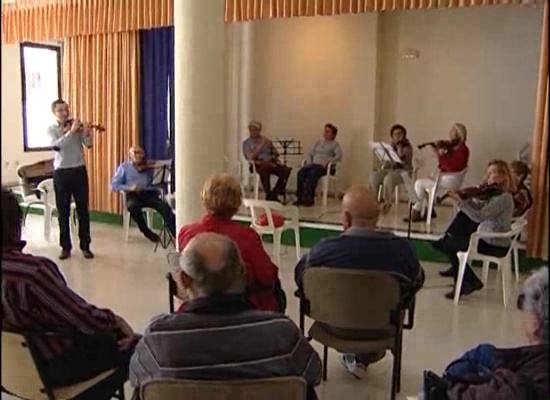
{"left": 399, "top": 171, "right": 420, "bottom": 240}
{"left": 273, "top": 138, "right": 303, "bottom": 203}
{"left": 151, "top": 160, "right": 175, "bottom": 251}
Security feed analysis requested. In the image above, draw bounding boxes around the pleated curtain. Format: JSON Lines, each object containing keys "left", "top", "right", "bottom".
{"left": 63, "top": 32, "right": 140, "bottom": 214}
{"left": 527, "top": 0, "right": 548, "bottom": 260}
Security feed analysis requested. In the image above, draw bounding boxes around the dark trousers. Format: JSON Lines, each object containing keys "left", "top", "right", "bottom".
{"left": 53, "top": 166, "right": 91, "bottom": 251}
{"left": 439, "top": 235, "right": 508, "bottom": 286}
{"left": 126, "top": 191, "right": 176, "bottom": 237}
{"left": 43, "top": 335, "right": 139, "bottom": 397}
{"left": 252, "top": 163, "right": 291, "bottom": 199}
{"left": 445, "top": 211, "right": 479, "bottom": 238}
{"left": 297, "top": 164, "right": 327, "bottom": 203}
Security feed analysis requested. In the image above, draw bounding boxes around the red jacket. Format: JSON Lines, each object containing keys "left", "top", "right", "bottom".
{"left": 177, "top": 215, "right": 280, "bottom": 312}
{"left": 438, "top": 143, "right": 469, "bottom": 173}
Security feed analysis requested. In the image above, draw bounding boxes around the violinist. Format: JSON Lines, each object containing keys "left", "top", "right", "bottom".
{"left": 406, "top": 123, "right": 470, "bottom": 222}
{"left": 111, "top": 146, "right": 175, "bottom": 243}
{"left": 510, "top": 160, "right": 532, "bottom": 218}
{"left": 432, "top": 160, "right": 515, "bottom": 300}
{"left": 370, "top": 124, "right": 413, "bottom": 212}
{"left": 46, "top": 99, "right": 94, "bottom": 260}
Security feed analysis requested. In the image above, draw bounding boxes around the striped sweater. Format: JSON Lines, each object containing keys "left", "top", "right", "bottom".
{"left": 130, "top": 294, "right": 321, "bottom": 400}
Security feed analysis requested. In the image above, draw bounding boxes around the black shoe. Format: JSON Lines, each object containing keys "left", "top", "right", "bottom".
{"left": 445, "top": 280, "right": 483, "bottom": 299}
{"left": 59, "top": 249, "right": 71, "bottom": 260}
{"left": 144, "top": 231, "right": 160, "bottom": 243}
{"left": 439, "top": 267, "right": 454, "bottom": 278}
{"left": 82, "top": 249, "right": 95, "bottom": 259}
{"left": 403, "top": 209, "right": 423, "bottom": 223}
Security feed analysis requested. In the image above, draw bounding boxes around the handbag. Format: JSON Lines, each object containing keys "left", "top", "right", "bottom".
{"left": 424, "top": 370, "right": 450, "bottom": 400}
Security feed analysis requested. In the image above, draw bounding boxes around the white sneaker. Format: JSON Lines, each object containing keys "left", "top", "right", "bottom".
{"left": 339, "top": 354, "right": 368, "bottom": 379}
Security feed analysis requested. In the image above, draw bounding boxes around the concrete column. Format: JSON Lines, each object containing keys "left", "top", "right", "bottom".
{"left": 174, "top": 0, "right": 226, "bottom": 228}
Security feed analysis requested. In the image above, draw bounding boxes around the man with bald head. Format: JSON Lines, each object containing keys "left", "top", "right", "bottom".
{"left": 111, "top": 146, "right": 175, "bottom": 242}
{"left": 294, "top": 185, "right": 424, "bottom": 378}
{"left": 130, "top": 233, "right": 322, "bottom": 400}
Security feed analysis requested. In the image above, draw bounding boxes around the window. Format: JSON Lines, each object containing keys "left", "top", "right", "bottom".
{"left": 20, "top": 43, "right": 62, "bottom": 151}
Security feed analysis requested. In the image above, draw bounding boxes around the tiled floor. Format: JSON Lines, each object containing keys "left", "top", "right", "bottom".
{"left": 4, "top": 215, "right": 528, "bottom": 400}
{"left": 237, "top": 197, "right": 459, "bottom": 236}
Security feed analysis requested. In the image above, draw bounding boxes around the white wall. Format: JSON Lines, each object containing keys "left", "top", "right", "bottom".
{"left": 376, "top": 6, "right": 543, "bottom": 185}
{"left": 1, "top": 44, "right": 52, "bottom": 182}
{"left": 242, "top": 6, "right": 543, "bottom": 191}
{"left": 249, "top": 14, "right": 380, "bottom": 192}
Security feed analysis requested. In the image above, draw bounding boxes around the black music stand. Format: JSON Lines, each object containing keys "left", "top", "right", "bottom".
{"left": 273, "top": 139, "right": 303, "bottom": 203}
{"left": 151, "top": 161, "right": 175, "bottom": 251}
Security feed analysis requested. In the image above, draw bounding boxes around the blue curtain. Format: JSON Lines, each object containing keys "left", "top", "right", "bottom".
{"left": 139, "top": 27, "right": 174, "bottom": 160}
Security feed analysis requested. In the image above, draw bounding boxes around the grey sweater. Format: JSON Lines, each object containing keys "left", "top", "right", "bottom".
{"left": 307, "top": 140, "right": 343, "bottom": 165}
{"left": 458, "top": 192, "right": 514, "bottom": 248}
{"left": 47, "top": 124, "right": 93, "bottom": 170}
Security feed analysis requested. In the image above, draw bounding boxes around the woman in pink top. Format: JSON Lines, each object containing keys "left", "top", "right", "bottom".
{"left": 178, "top": 174, "right": 282, "bottom": 313}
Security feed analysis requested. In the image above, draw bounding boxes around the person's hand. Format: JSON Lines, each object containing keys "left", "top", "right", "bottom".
{"left": 82, "top": 123, "right": 91, "bottom": 137}
{"left": 127, "top": 184, "right": 139, "bottom": 192}
{"left": 114, "top": 315, "right": 135, "bottom": 350}
{"left": 438, "top": 148, "right": 448, "bottom": 156}
{"left": 447, "top": 191, "right": 461, "bottom": 202}
{"left": 69, "top": 119, "right": 81, "bottom": 134}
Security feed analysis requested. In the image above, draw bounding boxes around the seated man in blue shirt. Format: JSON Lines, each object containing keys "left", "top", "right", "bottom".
{"left": 111, "top": 146, "right": 175, "bottom": 242}
{"left": 294, "top": 185, "right": 425, "bottom": 378}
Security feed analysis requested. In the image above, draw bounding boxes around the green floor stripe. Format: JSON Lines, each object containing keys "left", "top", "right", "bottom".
{"left": 23, "top": 205, "right": 545, "bottom": 272}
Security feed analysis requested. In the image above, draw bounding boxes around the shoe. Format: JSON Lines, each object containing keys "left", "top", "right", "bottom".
{"left": 339, "top": 354, "right": 367, "bottom": 379}
{"left": 445, "top": 280, "right": 484, "bottom": 299}
{"left": 81, "top": 249, "right": 95, "bottom": 259}
{"left": 144, "top": 231, "right": 160, "bottom": 243}
{"left": 403, "top": 209, "right": 423, "bottom": 223}
{"left": 59, "top": 249, "right": 71, "bottom": 260}
{"left": 439, "top": 267, "right": 454, "bottom": 278}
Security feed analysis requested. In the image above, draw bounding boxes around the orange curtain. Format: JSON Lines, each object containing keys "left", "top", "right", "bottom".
{"left": 63, "top": 32, "right": 139, "bottom": 214}
{"left": 1, "top": 0, "right": 172, "bottom": 44}
{"left": 224, "top": 0, "right": 534, "bottom": 21}
{"left": 527, "top": 0, "right": 548, "bottom": 260}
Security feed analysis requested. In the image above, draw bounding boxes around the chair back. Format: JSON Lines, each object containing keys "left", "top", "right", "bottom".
{"left": 37, "top": 178, "right": 56, "bottom": 209}
{"left": 17, "top": 159, "right": 54, "bottom": 198}
{"left": 243, "top": 198, "right": 288, "bottom": 231}
{"left": 1, "top": 331, "right": 48, "bottom": 400}
{"left": 140, "top": 377, "right": 307, "bottom": 400}
{"left": 303, "top": 268, "right": 401, "bottom": 330}
{"left": 508, "top": 218, "right": 528, "bottom": 252}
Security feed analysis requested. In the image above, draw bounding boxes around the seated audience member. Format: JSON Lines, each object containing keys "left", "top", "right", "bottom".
{"left": 295, "top": 123, "right": 343, "bottom": 207}
{"left": 1, "top": 187, "right": 138, "bottom": 392}
{"left": 407, "top": 123, "right": 469, "bottom": 222}
{"left": 294, "top": 185, "right": 425, "bottom": 378}
{"left": 510, "top": 160, "right": 532, "bottom": 218}
{"left": 242, "top": 120, "right": 291, "bottom": 202}
{"left": 178, "top": 174, "right": 281, "bottom": 312}
{"left": 370, "top": 124, "right": 413, "bottom": 212}
{"left": 130, "top": 233, "right": 322, "bottom": 400}
{"left": 422, "top": 267, "right": 548, "bottom": 400}
{"left": 433, "top": 160, "right": 514, "bottom": 299}
{"left": 111, "top": 146, "right": 175, "bottom": 242}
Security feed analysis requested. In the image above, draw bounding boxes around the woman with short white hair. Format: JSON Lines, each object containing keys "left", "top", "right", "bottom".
{"left": 423, "top": 267, "right": 549, "bottom": 399}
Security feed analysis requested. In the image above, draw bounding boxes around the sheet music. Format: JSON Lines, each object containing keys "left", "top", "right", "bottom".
{"left": 369, "top": 142, "right": 402, "bottom": 164}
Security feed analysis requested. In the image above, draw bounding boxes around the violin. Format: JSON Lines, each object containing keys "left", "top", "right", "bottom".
{"left": 437, "top": 182, "right": 504, "bottom": 203}
{"left": 64, "top": 119, "right": 106, "bottom": 132}
{"left": 417, "top": 138, "right": 460, "bottom": 152}
{"left": 134, "top": 160, "right": 156, "bottom": 172}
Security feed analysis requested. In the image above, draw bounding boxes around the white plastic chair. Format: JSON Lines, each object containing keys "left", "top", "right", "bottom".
{"left": 426, "top": 168, "right": 468, "bottom": 228}
{"left": 242, "top": 199, "right": 301, "bottom": 266}
{"left": 301, "top": 160, "right": 338, "bottom": 207}
{"left": 454, "top": 219, "right": 527, "bottom": 307}
{"left": 36, "top": 179, "right": 77, "bottom": 242}
{"left": 391, "top": 158, "right": 423, "bottom": 206}
{"left": 121, "top": 160, "right": 172, "bottom": 242}
{"left": 511, "top": 212, "right": 529, "bottom": 282}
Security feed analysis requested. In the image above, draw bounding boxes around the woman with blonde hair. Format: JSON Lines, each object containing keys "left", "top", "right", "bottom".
{"left": 177, "top": 173, "right": 282, "bottom": 312}
{"left": 434, "top": 160, "right": 515, "bottom": 299}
